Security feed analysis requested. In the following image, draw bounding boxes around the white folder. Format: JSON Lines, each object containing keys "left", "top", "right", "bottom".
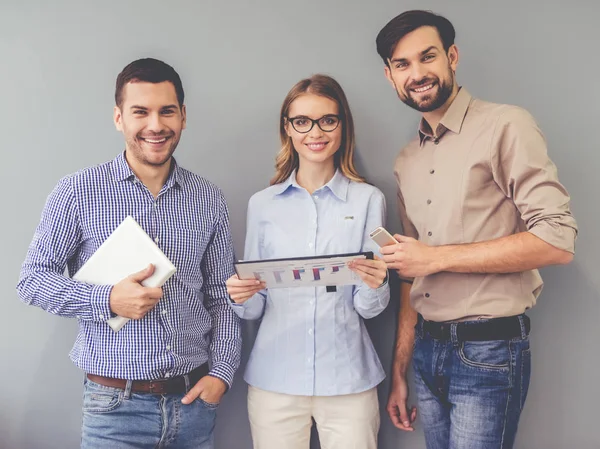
{"left": 72, "top": 216, "right": 177, "bottom": 332}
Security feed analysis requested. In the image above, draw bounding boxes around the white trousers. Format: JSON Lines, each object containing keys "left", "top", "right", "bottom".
{"left": 247, "top": 385, "right": 380, "bottom": 449}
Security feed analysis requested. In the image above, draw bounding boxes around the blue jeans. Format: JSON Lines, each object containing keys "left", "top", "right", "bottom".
{"left": 81, "top": 378, "right": 217, "bottom": 449}
{"left": 413, "top": 315, "right": 531, "bottom": 449}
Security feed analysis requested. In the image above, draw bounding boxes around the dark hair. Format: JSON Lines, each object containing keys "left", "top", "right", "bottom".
{"left": 115, "top": 58, "right": 184, "bottom": 108}
{"left": 376, "top": 10, "right": 456, "bottom": 65}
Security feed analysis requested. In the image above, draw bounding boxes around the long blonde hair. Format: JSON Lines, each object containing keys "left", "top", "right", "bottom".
{"left": 270, "top": 74, "right": 366, "bottom": 185}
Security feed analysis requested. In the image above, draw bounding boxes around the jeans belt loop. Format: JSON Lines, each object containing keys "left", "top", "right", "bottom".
{"left": 518, "top": 315, "right": 527, "bottom": 339}
{"left": 124, "top": 379, "right": 133, "bottom": 400}
{"left": 184, "top": 373, "right": 191, "bottom": 393}
{"left": 450, "top": 322, "right": 460, "bottom": 346}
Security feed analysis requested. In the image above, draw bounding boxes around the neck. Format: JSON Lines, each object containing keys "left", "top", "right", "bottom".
{"left": 296, "top": 160, "right": 336, "bottom": 194}
{"left": 124, "top": 150, "right": 172, "bottom": 198}
{"left": 422, "top": 84, "right": 460, "bottom": 137}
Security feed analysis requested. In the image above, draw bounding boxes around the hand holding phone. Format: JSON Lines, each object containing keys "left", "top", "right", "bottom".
{"left": 369, "top": 226, "right": 399, "bottom": 247}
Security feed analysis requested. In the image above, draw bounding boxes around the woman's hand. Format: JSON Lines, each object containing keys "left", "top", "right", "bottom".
{"left": 226, "top": 275, "right": 266, "bottom": 304}
{"left": 347, "top": 256, "right": 388, "bottom": 289}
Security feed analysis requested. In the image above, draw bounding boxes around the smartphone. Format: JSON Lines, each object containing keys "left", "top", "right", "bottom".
{"left": 369, "top": 226, "right": 398, "bottom": 247}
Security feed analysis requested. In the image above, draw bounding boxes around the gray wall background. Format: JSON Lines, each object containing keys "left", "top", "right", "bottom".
{"left": 1, "top": 1, "right": 598, "bottom": 448}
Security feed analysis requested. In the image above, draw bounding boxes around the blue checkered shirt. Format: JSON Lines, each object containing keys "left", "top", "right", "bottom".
{"left": 17, "top": 152, "right": 241, "bottom": 386}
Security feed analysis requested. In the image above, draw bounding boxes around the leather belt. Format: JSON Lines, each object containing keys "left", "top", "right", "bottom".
{"left": 86, "top": 363, "right": 209, "bottom": 395}
{"left": 420, "top": 314, "right": 530, "bottom": 341}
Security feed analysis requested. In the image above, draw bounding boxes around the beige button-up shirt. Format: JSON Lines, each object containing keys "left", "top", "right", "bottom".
{"left": 394, "top": 88, "right": 578, "bottom": 322}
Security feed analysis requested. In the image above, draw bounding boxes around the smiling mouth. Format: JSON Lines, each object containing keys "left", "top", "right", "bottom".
{"left": 140, "top": 136, "right": 171, "bottom": 145}
{"left": 411, "top": 83, "right": 435, "bottom": 93}
{"left": 306, "top": 142, "right": 328, "bottom": 151}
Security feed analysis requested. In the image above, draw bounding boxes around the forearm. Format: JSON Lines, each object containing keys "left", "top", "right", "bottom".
{"left": 392, "top": 281, "right": 417, "bottom": 377}
{"left": 435, "top": 231, "right": 573, "bottom": 274}
{"left": 207, "top": 300, "right": 242, "bottom": 388}
{"left": 229, "top": 291, "right": 267, "bottom": 320}
{"left": 353, "top": 280, "right": 390, "bottom": 319}
{"left": 17, "top": 267, "right": 112, "bottom": 321}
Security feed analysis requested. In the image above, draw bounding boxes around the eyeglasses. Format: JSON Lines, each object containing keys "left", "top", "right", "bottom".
{"left": 286, "top": 114, "right": 341, "bottom": 133}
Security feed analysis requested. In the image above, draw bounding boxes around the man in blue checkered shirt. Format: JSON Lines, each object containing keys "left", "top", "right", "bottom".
{"left": 17, "top": 58, "right": 241, "bottom": 448}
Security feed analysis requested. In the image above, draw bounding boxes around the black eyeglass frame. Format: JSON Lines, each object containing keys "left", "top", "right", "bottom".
{"left": 285, "top": 114, "right": 341, "bottom": 134}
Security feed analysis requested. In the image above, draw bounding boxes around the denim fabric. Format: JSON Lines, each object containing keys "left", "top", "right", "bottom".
{"left": 413, "top": 315, "right": 531, "bottom": 449}
{"left": 81, "top": 379, "right": 217, "bottom": 449}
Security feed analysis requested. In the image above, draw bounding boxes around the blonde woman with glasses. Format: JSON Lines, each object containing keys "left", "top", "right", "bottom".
{"left": 226, "top": 74, "right": 390, "bottom": 449}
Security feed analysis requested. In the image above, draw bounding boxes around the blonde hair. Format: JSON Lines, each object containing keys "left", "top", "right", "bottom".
{"left": 270, "top": 74, "right": 366, "bottom": 185}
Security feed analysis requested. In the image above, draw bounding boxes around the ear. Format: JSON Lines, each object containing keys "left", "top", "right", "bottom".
{"left": 384, "top": 63, "right": 396, "bottom": 88}
{"left": 113, "top": 106, "right": 123, "bottom": 131}
{"left": 181, "top": 104, "right": 187, "bottom": 130}
{"left": 447, "top": 44, "right": 459, "bottom": 72}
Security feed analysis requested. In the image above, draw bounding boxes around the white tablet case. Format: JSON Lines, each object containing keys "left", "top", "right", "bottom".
{"left": 72, "top": 216, "right": 177, "bottom": 332}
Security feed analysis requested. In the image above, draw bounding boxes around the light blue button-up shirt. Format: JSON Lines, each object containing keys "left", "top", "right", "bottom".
{"left": 231, "top": 170, "right": 390, "bottom": 396}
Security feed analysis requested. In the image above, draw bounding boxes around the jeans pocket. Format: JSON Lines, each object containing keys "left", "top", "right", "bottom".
{"left": 458, "top": 340, "right": 510, "bottom": 371}
{"left": 83, "top": 381, "right": 123, "bottom": 414}
{"left": 197, "top": 398, "right": 219, "bottom": 410}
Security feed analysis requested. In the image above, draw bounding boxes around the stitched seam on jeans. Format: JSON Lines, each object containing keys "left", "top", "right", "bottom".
{"left": 199, "top": 398, "right": 219, "bottom": 409}
{"left": 457, "top": 345, "right": 509, "bottom": 371}
{"left": 83, "top": 391, "right": 123, "bottom": 414}
{"left": 520, "top": 348, "right": 531, "bottom": 411}
{"left": 500, "top": 340, "right": 516, "bottom": 448}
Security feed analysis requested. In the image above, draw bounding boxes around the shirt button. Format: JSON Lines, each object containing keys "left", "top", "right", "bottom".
{"left": 307, "top": 358, "right": 311, "bottom": 363}
{"left": 162, "top": 309, "right": 167, "bottom": 315}
{"left": 308, "top": 329, "right": 313, "bottom": 335}
{"left": 99, "top": 314, "right": 104, "bottom": 320}
{"left": 166, "top": 345, "right": 171, "bottom": 350}
{"left": 308, "top": 242, "right": 313, "bottom": 248}
{"left": 427, "top": 199, "right": 432, "bottom": 205}
{"left": 425, "top": 293, "right": 430, "bottom": 298}
{"left": 165, "top": 372, "right": 171, "bottom": 378}
{"left": 154, "top": 237, "right": 159, "bottom": 244}
{"left": 314, "top": 195, "right": 319, "bottom": 200}
{"left": 429, "top": 169, "right": 435, "bottom": 174}
{"left": 312, "top": 219, "right": 317, "bottom": 224}
{"left": 309, "top": 299, "right": 315, "bottom": 305}
{"left": 428, "top": 231, "right": 433, "bottom": 236}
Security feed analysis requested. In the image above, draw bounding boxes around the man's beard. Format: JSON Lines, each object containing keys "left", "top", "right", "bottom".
{"left": 398, "top": 69, "right": 455, "bottom": 113}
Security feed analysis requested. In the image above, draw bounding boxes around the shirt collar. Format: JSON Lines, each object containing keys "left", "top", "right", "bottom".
{"left": 110, "top": 151, "right": 184, "bottom": 189}
{"left": 418, "top": 87, "right": 472, "bottom": 146}
{"left": 273, "top": 168, "right": 349, "bottom": 201}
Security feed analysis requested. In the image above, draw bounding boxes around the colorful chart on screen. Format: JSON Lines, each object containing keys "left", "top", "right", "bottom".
{"left": 234, "top": 252, "right": 373, "bottom": 288}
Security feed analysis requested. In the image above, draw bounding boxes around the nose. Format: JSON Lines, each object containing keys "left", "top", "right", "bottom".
{"left": 409, "top": 63, "right": 428, "bottom": 85}
{"left": 307, "top": 121, "right": 324, "bottom": 139}
{"left": 146, "top": 112, "right": 164, "bottom": 133}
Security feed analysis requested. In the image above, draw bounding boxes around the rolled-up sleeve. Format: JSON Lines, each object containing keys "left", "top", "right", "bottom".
{"left": 491, "top": 107, "right": 578, "bottom": 253}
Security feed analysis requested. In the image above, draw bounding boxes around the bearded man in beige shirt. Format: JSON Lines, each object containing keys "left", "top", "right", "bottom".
{"left": 375, "top": 10, "right": 578, "bottom": 449}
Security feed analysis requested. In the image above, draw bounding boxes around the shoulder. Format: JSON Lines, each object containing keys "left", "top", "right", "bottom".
{"left": 177, "top": 167, "right": 227, "bottom": 202}
{"left": 347, "top": 179, "right": 386, "bottom": 206}
{"left": 247, "top": 184, "right": 283, "bottom": 209}
{"left": 470, "top": 98, "right": 538, "bottom": 129}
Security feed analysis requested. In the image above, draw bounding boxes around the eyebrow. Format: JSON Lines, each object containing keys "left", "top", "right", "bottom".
{"left": 130, "top": 104, "right": 179, "bottom": 110}
{"left": 288, "top": 114, "right": 337, "bottom": 119}
{"left": 390, "top": 46, "right": 439, "bottom": 63}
